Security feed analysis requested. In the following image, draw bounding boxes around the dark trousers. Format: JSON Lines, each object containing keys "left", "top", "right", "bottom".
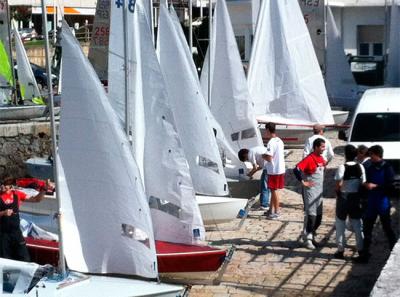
{"left": 363, "top": 212, "right": 397, "bottom": 253}
{"left": 0, "top": 230, "right": 31, "bottom": 262}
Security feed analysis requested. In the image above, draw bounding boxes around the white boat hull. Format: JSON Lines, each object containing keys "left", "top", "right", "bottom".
{"left": 332, "top": 109, "right": 350, "bottom": 125}
{"left": 196, "top": 195, "right": 247, "bottom": 224}
{"left": 22, "top": 272, "right": 182, "bottom": 297}
{"left": 0, "top": 105, "right": 47, "bottom": 121}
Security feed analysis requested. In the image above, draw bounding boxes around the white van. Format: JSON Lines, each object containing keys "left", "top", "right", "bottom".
{"left": 340, "top": 88, "right": 400, "bottom": 173}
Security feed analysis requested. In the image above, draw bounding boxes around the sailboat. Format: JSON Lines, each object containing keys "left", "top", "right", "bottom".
{"left": 248, "top": 0, "right": 335, "bottom": 145}
{"left": 325, "top": 6, "right": 361, "bottom": 110}
{"left": 157, "top": 3, "right": 248, "bottom": 223}
{"left": 1, "top": 15, "right": 183, "bottom": 296}
{"left": 387, "top": 0, "right": 400, "bottom": 87}
{"left": 23, "top": 0, "right": 227, "bottom": 276}
{"left": 0, "top": 0, "right": 49, "bottom": 121}
{"left": 107, "top": 0, "right": 227, "bottom": 274}
{"left": 200, "top": 0, "right": 262, "bottom": 152}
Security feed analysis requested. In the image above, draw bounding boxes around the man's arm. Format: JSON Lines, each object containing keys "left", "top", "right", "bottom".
{"left": 262, "top": 154, "right": 272, "bottom": 162}
{"left": 247, "top": 164, "right": 260, "bottom": 178}
{"left": 25, "top": 190, "right": 46, "bottom": 203}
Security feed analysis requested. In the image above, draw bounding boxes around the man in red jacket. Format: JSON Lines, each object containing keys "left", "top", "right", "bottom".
{"left": 0, "top": 176, "right": 47, "bottom": 261}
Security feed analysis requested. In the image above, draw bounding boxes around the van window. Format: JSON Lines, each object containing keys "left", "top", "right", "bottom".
{"left": 351, "top": 113, "right": 400, "bottom": 142}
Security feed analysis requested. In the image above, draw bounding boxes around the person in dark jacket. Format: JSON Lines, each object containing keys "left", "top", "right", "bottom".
{"left": 0, "top": 176, "right": 46, "bottom": 261}
{"left": 354, "top": 145, "right": 397, "bottom": 263}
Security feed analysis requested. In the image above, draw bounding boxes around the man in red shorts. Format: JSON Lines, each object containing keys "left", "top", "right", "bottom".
{"left": 264, "top": 123, "right": 285, "bottom": 219}
{"left": 0, "top": 176, "right": 47, "bottom": 261}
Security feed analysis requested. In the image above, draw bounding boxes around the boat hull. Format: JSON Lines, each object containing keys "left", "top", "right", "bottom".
{"left": 25, "top": 237, "right": 226, "bottom": 274}
{"left": 196, "top": 195, "right": 247, "bottom": 224}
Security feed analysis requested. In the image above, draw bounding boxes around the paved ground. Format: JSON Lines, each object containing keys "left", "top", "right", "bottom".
{"left": 186, "top": 131, "right": 399, "bottom": 297}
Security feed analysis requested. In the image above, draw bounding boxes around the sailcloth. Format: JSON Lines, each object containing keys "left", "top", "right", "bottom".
{"left": 325, "top": 6, "right": 359, "bottom": 109}
{"left": 12, "top": 22, "right": 44, "bottom": 104}
{"left": 200, "top": 0, "right": 262, "bottom": 152}
{"left": 387, "top": 0, "right": 400, "bottom": 86}
{"left": 248, "top": 0, "right": 334, "bottom": 126}
{"left": 157, "top": 4, "right": 228, "bottom": 196}
{"left": 108, "top": 0, "right": 204, "bottom": 244}
{"left": 0, "top": 0, "right": 13, "bottom": 104}
{"left": 59, "top": 21, "right": 157, "bottom": 278}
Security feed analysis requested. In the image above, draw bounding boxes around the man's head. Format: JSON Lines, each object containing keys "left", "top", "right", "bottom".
{"left": 312, "top": 138, "right": 326, "bottom": 155}
{"left": 344, "top": 144, "right": 357, "bottom": 162}
{"left": 238, "top": 148, "right": 249, "bottom": 162}
{"left": 356, "top": 145, "right": 369, "bottom": 162}
{"left": 0, "top": 177, "right": 15, "bottom": 193}
{"left": 264, "top": 122, "right": 276, "bottom": 139}
{"left": 368, "top": 145, "right": 383, "bottom": 162}
{"left": 313, "top": 124, "right": 325, "bottom": 135}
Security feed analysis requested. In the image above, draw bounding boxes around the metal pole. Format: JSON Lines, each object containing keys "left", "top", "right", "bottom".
{"left": 189, "top": 0, "right": 193, "bottom": 53}
{"left": 207, "top": 0, "right": 212, "bottom": 107}
{"left": 40, "top": 0, "right": 66, "bottom": 277}
{"left": 5, "top": 0, "right": 16, "bottom": 104}
{"left": 149, "top": 0, "right": 154, "bottom": 44}
{"left": 123, "top": 0, "right": 131, "bottom": 141}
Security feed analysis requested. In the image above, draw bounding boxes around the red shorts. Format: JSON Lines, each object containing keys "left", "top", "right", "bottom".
{"left": 267, "top": 174, "right": 285, "bottom": 190}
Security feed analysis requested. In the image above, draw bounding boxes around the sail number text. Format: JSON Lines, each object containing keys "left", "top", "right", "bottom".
{"left": 115, "top": 0, "right": 136, "bottom": 13}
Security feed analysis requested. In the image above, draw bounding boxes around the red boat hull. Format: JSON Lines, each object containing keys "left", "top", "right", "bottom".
{"left": 25, "top": 237, "right": 226, "bottom": 273}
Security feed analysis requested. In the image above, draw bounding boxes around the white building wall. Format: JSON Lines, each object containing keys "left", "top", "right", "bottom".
{"left": 341, "top": 6, "right": 385, "bottom": 55}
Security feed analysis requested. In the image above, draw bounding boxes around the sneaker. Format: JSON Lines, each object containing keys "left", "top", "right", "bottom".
{"left": 264, "top": 209, "right": 272, "bottom": 216}
{"left": 334, "top": 251, "right": 345, "bottom": 259}
{"left": 259, "top": 206, "right": 269, "bottom": 211}
{"left": 305, "top": 240, "right": 316, "bottom": 250}
{"left": 267, "top": 213, "right": 279, "bottom": 220}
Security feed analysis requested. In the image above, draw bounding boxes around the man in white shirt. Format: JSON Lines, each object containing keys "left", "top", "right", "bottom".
{"left": 264, "top": 123, "right": 285, "bottom": 219}
{"left": 238, "top": 146, "right": 270, "bottom": 209}
{"left": 303, "top": 124, "right": 334, "bottom": 164}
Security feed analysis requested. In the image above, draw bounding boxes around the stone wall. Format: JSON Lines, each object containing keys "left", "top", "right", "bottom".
{"left": 0, "top": 121, "right": 53, "bottom": 179}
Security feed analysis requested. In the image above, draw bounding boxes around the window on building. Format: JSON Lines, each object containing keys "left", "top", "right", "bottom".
{"left": 357, "top": 25, "right": 384, "bottom": 57}
{"left": 359, "top": 43, "right": 370, "bottom": 56}
{"left": 373, "top": 43, "right": 383, "bottom": 56}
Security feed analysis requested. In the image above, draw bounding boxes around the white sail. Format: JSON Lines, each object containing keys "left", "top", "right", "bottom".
{"left": 88, "top": 0, "right": 110, "bottom": 82}
{"left": 59, "top": 22, "right": 157, "bottom": 278}
{"left": 200, "top": 0, "right": 262, "bottom": 152}
{"left": 157, "top": 3, "right": 228, "bottom": 196}
{"left": 12, "top": 21, "right": 42, "bottom": 103}
{"left": 325, "top": 6, "right": 359, "bottom": 109}
{"left": 387, "top": 0, "right": 400, "bottom": 86}
{"left": 108, "top": 0, "right": 204, "bottom": 244}
{"left": 248, "top": 0, "right": 334, "bottom": 126}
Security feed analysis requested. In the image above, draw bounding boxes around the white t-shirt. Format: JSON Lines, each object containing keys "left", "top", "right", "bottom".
{"left": 265, "top": 137, "right": 285, "bottom": 175}
{"left": 303, "top": 134, "right": 334, "bottom": 162}
{"left": 334, "top": 161, "right": 366, "bottom": 193}
{"left": 247, "top": 146, "right": 268, "bottom": 169}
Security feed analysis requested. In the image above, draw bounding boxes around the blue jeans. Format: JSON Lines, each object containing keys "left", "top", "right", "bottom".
{"left": 260, "top": 170, "right": 270, "bottom": 207}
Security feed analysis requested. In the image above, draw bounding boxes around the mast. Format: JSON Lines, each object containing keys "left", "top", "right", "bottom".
{"left": 189, "top": 0, "right": 192, "bottom": 54}
{"left": 123, "top": 0, "right": 132, "bottom": 143}
{"left": 207, "top": 0, "right": 212, "bottom": 107}
{"left": 4, "top": 0, "right": 16, "bottom": 104}
{"left": 149, "top": 0, "right": 154, "bottom": 43}
{"left": 40, "top": 0, "right": 66, "bottom": 277}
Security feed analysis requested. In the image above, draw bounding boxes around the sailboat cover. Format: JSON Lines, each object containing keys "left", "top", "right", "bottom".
{"left": 59, "top": 21, "right": 157, "bottom": 278}
{"left": 248, "top": 0, "right": 334, "bottom": 126}
{"left": 200, "top": 0, "right": 262, "bottom": 152}
{"left": 157, "top": 3, "right": 228, "bottom": 196}
{"left": 108, "top": 0, "right": 205, "bottom": 244}
{"left": 12, "top": 21, "right": 43, "bottom": 104}
{"left": 0, "top": 0, "right": 13, "bottom": 104}
{"left": 387, "top": 0, "right": 400, "bottom": 87}
{"left": 325, "top": 6, "right": 359, "bottom": 109}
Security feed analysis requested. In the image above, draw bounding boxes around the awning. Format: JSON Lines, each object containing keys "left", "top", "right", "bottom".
{"left": 32, "top": 6, "right": 95, "bottom": 15}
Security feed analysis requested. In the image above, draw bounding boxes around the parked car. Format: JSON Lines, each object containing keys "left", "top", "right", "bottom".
{"left": 339, "top": 88, "right": 400, "bottom": 174}
{"left": 18, "top": 28, "right": 38, "bottom": 41}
